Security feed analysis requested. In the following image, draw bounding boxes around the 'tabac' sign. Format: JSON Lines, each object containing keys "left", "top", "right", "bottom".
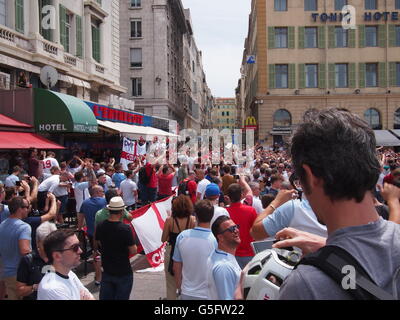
{"left": 245, "top": 116, "right": 258, "bottom": 130}
{"left": 85, "top": 101, "right": 152, "bottom": 127}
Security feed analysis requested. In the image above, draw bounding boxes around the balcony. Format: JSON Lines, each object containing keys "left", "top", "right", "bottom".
{"left": 0, "top": 25, "right": 31, "bottom": 52}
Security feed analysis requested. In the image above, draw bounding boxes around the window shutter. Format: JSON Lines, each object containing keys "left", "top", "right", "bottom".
{"left": 378, "top": 25, "right": 387, "bottom": 48}
{"left": 59, "top": 5, "right": 67, "bottom": 49}
{"left": 15, "top": 0, "right": 24, "bottom": 33}
{"left": 318, "top": 63, "right": 326, "bottom": 89}
{"left": 92, "top": 25, "right": 101, "bottom": 62}
{"left": 328, "top": 63, "right": 335, "bottom": 88}
{"left": 348, "top": 29, "right": 356, "bottom": 48}
{"left": 268, "top": 27, "right": 275, "bottom": 49}
{"left": 288, "top": 26, "right": 295, "bottom": 49}
{"left": 389, "top": 62, "right": 397, "bottom": 86}
{"left": 298, "top": 27, "right": 305, "bottom": 49}
{"left": 76, "top": 15, "right": 83, "bottom": 58}
{"left": 289, "top": 64, "right": 296, "bottom": 89}
{"left": 359, "top": 25, "right": 365, "bottom": 48}
{"left": 298, "top": 64, "right": 305, "bottom": 89}
{"left": 389, "top": 25, "right": 396, "bottom": 47}
{"left": 328, "top": 26, "right": 335, "bottom": 48}
{"left": 359, "top": 63, "right": 366, "bottom": 88}
{"left": 379, "top": 62, "right": 387, "bottom": 87}
{"left": 349, "top": 63, "right": 356, "bottom": 88}
{"left": 318, "top": 26, "right": 326, "bottom": 49}
{"left": 268, "top": 64, "right": 275, "bottom": 89}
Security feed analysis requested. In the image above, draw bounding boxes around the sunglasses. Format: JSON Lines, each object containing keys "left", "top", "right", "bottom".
{"left": 219, "top": 224, "right": 240, "bottom": 235}
{"left": 57, "top": 243, "right": 81, "bottom": 253}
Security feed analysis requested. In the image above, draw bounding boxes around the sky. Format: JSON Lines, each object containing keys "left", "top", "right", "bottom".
{"left": 181, "top": 0, "right": 251, "bottom": 98}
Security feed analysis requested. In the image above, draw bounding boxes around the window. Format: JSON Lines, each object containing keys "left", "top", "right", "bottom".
{"left": 222, "top": 112, "right": 225, "bottom": 116}
{"left": 130, "top": 0, "right": 141, "bottom": 8}
{"left": 130, "top": 48, "right": 142, "bottom": 67}
{"left": 275, "top": 27, "right": 288, "bottom": 48}
{"left": 0, "top": 0, "right": 5, "bottom": 25}
{"left": 40, "top": 0, "right": 52, "bottom": 41}
{"left": 365, "top": 26, "right": 378, "bottom": 47}
{"left": 274, "top": 0, "right": 287, "bottom": 11}
{"left": 131, "top": 77, "right": 142, "bottom": 96}
{"left": 397, "top": 63, "right": 400, "bottom": 86}
{"left": 335, "top": 64, "right": 348, "bottom": 87}
{"left": 65, "top": 13, "right": 72, "bottom": 53}
{"left": 273, "top": 109, "right": 292, "bottom": 127}
{"left": 396, "top": 26, "right": 400, "bottom": 46}
{"left": 305, "top": 64, "right": 318, "bottom": 88}
{"left": 275, "top": 65, "right": 288, "bottom": 88}
{"left": 92, "top": 23, "right": 101, "bottom": 62}
{"left": 227, "top": 111, "right": 230, "bottom": 116}
{"left": 304, "top": 0, "right": 317, "bottom": 11}
{"left": 335, "top": 0, "right": 347, "bottom": 11}
{"left": 394, "top": 108, "right": 400, "bottom": 129}
{"left": 364, "top": 108, "right": 381, "bottom": 129}
{"left": 366, "top": 63, "right": 378, "bottom": 87}
{"left": 397, "top": 0, "right": 400, "bottom": 9}
{"left": 365, "top": 0, "right": 377, "bottom": 10}
{"left": 335, "top": 27, "right": 348, "bottom": 47}
{"left": 130, "top": 19, "right": 142, "bottom": 38}
{"left": 15, "top": 0, "right": 24, "bottom": 33}
{"left": 305, "top": 27, "right": 317, "bottom": 48}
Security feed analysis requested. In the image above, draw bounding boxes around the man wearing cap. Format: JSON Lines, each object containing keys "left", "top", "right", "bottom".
{"left": 95, "top": 197, "right": 137, "bottom": 300}
{"left": 205, "top": 183, "right": 230, "bottom": 228}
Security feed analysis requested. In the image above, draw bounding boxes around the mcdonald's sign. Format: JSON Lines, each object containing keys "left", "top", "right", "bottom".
{"left": 245, "top": 116, "right": 258, "bottom": 130}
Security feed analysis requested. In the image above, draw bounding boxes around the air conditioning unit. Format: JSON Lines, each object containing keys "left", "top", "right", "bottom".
{"left": 0, "top": 72, "right": 11, "bottom": 90}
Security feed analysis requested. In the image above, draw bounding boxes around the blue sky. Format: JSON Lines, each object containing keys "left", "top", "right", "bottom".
{"left": 181, "top": 0, "right": 251, "bottom": 98}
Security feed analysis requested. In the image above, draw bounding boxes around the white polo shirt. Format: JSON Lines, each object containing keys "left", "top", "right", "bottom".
{"left": 197, "top": 179, "right": 211, "bottom": 200}
{"left": 120, "top": 178, "right": 137, "bottom": 206}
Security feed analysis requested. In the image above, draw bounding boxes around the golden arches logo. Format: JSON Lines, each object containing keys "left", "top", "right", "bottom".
{"left": 245, "top": 116, "right": 257, "bottom": 126}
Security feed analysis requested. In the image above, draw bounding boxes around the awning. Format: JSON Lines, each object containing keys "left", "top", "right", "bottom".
{"left": 0, "top": 132, "right": 65, "bottom": 149}
{"left": 34, "top": 89, "right": 98, "bottom": 133}
{"left": 59, "top": 75, "right": 91, "bottom": 89}
{"left": 374, "top": 130, "right": 400, "bottom": 147}
{"left": 97, "top": 120, "right": 177, "bottom": 140}
{"left": 0, "top": 114, "right": 32, "bottom": 128}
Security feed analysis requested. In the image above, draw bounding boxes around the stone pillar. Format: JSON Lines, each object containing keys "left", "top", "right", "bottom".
{"left": 7, "top": 0, "right": 15, "bottom": 30}
{"left": 84, "top": 10, "right": 92, "bottom": 61}
{"left": 28, "top": 0, "right": 40, "bottom": 37}
{"left": 52, "top": 0, "right": 60, "bottom": 44}
{"left": 99, "top": 21, "right": 105, "bottom": 64}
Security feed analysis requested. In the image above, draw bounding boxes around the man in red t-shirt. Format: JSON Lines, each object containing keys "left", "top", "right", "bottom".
{"left": 157, "top": 163, "right": 176, "bottom": 200}
{"left": 179, "top": 171, "right": 197, "bottom": 205}
{"left": 145, "top": 162, "right": 158, "bottom": 203}
{"left": 226, "top": 183, "right": 257, "bottom": 269}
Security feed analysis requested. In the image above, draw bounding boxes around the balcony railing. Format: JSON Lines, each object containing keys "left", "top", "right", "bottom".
{"left": 64, "top": 54, "right": 77, "bottom": 66}
{"left": 43, "top": 40, "right": 58, "bottom": 55}
{"left": 95, "top": 63, "right": 105, "bottom": 74}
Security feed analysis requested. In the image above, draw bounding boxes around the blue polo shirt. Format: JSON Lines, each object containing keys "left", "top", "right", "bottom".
{"left": 80, "top": 197, "right": 107, "bottom": 236}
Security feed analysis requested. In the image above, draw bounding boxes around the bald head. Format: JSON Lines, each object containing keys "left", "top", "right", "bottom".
{"left": 89, "top": 185, "right": 104, "bottom": 198}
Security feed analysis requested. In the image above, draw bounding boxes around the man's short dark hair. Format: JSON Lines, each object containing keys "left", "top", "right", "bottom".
{"left": 43, "top": 229, "right": 75, "bottom": 264}
{"left": 8, "top": 196, "right": 27, "bottom": 215}
{"left": 211, "top": 215, "right": 231, "bottom": 240}
{"left": 290, "top": 108, "right": 380, "bottom": 203}
{"left": 227, "top": 183, "right": 242, "bottom": 203}
{"left": 223, "top": 165, "right": 231, "bottom": 174}
{"left": 105, "top": 188, "right": 119, "bottom": 204}
{"left": 74, "top": 171, "right": 84, "bottom": 182}
{"left": 194, "top": 200, "right": 214, "bottom": 223}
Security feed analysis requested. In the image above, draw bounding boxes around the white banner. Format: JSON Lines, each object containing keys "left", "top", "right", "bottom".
{"left": 120, "top": 137, "right": 135, "bottom": 170}
{"left": 130, "top": 195, "right": 173, "bottom": 267}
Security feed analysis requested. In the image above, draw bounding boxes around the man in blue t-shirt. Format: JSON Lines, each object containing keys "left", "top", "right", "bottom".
{"left": 0, "top": 197, "right": 32, "bottom": 300}
{"left": 78, "top": 185, "right": 106, "bottom": 285}
{"left": 112, "top": 164, "right": 126, "bottom": 189}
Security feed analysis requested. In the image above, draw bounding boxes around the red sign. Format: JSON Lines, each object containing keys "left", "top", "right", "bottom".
{"left": 91, "top": 104, "right": 144, "bottom": 125}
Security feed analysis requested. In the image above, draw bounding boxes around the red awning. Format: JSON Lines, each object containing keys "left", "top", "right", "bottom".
{"left": 0, "top": 114, "right": 32, "bottom": 128}
{"left": 0, "top": 132, "right": 65, "bottom": 149}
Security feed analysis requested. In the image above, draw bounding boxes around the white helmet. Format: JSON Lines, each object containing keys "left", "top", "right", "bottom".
{"left": 243, "top": 248, "right": 301, "bottom": 300}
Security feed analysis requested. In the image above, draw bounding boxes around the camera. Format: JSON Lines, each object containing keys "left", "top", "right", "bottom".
{"left": 16, "top": 181, "right": 21, "bottom": 186}
{"left": 234, "top": 174, "right": 240, "bottom": 179}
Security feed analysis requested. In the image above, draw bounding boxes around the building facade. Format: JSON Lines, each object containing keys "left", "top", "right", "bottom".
{"left": 242, "top": 0, "right": 400, "bottom": 145}
{"left": 0, "top": 0, "right": 126, "bottom": 104}
{"left": 119, "top": 0, "right": 212, "bottom": 131}
{"left": 213, "top": 97, "right": 237, "bottom": 131}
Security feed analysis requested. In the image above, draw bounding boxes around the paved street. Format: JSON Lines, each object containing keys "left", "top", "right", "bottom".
{"left": 76, "top": 254, "right": 166, "bottom": 300}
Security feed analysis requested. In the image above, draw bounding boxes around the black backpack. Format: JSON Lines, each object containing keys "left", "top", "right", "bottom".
{"left": 295, "top": 245, "right": 396, "bottom": 300}
{"left": 138, "top": 167, "right": 150, "bottom": 185}
{"left": 177, "top": 179, "right": 189, "bottom": 196}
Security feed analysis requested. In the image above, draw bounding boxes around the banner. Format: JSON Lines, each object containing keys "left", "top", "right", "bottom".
{"left": 130, "top": 195, "right": 173, "bottom": 268}
{"left": 120, "top": 137, "right": 135, "bottom": 170}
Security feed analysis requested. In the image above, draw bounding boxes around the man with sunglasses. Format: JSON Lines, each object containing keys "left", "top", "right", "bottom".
{"left": 38, "top": 229, "right": 94, "bottom": 300}
{"left": 207, "top": 216, "right": 241, "bottom": 300}
{"left": 0, "top": 197, "right": 32, "bottom": 300}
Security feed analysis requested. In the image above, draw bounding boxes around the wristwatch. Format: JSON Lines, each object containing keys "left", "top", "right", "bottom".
{"left": 32, "top": 284, "right": 38, "bottom": 292}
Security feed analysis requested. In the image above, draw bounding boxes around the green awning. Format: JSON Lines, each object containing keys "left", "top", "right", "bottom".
{"left": 34, "top": 89, "right": 98, "bottom": 133}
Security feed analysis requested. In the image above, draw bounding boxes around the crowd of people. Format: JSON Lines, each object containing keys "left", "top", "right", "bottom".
{"left": 0, "top": 108, "right": 400, "bottom": 300}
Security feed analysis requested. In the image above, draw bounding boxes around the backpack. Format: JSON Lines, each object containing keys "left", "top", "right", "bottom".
{"left": 177, "top": 179, "right": 189, "bottom": 196}
{"left": 138, "top": 167, "right": 150, "bottom": 185}
{"left": 295, "top": 245, "right": 396, "bottom": 300}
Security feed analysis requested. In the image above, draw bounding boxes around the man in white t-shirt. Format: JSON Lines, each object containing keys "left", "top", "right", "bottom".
{"left": 196, "top": 169, "right": 211, "bottom": 201}
{"left": 38, "top": 229, "right": 94, "bottom": 300}
{"left": 42, "top": 152, "right": 60, "bottom": 178}
{"left": 73, "top": 171, "right": 90, "bottom": 214}
{"left": 248, "top": 182, "right": 263, "bottom": 214}
{"left": 204, "top": 183, "right": 230, "bottom": 228}
{"left": 48, "top": 172, "right": 71, "bottom": 224}
{"left": 119, "top": 170, "right": 138, "bottom": 210}
{"left": 37, "top": 166, "right": 61, "bottom": 212}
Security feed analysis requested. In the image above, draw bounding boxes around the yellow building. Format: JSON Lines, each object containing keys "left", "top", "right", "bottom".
{"left": 242, "top": 0, "right": 400, "bottom": 145}
{"left": 213, "top": 98, "right": 237, "bottom": 130}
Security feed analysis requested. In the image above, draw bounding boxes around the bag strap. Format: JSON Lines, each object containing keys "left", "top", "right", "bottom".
{"left": 296, "top": 245, "right": 394, "bottom": 300}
